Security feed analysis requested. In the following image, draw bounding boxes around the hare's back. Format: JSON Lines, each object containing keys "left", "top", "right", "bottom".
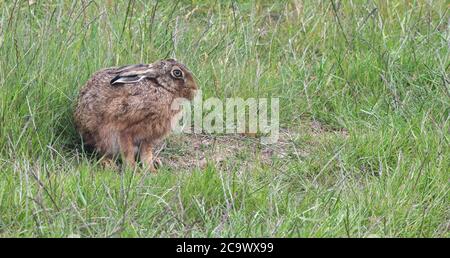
{"left": 74, "top": 69, "right": 118, "bottom": 129}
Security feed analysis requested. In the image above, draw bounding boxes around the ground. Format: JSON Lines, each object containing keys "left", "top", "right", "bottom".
{"left": 0, "top": 1, "right": 448, "bottom": 237}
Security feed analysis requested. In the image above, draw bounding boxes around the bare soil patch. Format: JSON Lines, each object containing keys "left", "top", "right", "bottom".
{"left": 156, "top": 121, "right": 348, "bottom": 171}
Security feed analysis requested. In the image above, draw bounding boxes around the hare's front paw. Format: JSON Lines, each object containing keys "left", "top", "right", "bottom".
{"left": 145, "top": 159, "right": 161, "bottom": 173}
{"left": 153, "top": 158, "right": 162, "bottom": 171}
{"left": 140, "top": 143, "right": 162, "bottom": 173}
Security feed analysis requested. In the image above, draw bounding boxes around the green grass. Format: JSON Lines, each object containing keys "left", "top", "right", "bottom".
{"left": 0, "top": 0, "right": 449, "bottom": 237}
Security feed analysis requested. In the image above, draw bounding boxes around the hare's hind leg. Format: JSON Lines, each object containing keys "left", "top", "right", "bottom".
{"left": 100, "top": 156, "right": 119, "bottom": 170}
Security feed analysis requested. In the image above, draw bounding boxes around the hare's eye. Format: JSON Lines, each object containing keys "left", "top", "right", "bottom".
{"left": 171, "top": 69, "right": 183, "bottom": 78}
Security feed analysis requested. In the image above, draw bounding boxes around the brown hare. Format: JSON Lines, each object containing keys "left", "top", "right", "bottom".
{"left": 74, "top": 59, "right": 198, "bottom": 172}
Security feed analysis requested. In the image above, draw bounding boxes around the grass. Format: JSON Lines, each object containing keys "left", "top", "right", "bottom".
{"left": 0, "top": 0, "right": 449, "bottom": 237}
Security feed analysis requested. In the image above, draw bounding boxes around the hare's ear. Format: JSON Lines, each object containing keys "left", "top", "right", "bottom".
{"left": 110, "top": 65, "right": 159, "bottom": 85}
{"left": 110, "top": 74, "right": 146, "bottom": 85}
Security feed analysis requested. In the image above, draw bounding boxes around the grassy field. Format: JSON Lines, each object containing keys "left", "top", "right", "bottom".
{"left": 0, "top": 0, "right": 448, "bottom": 237}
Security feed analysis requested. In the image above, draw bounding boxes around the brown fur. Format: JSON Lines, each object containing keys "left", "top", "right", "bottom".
{"left": 74, "top": 59, "right": 198, "bottom": 171}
